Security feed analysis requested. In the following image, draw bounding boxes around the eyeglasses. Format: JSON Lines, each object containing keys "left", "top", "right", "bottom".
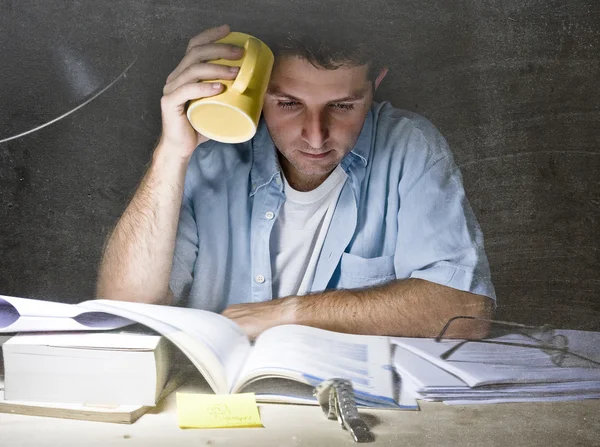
{"left": 434, "top": 316, "right": 600, "bottom": 367}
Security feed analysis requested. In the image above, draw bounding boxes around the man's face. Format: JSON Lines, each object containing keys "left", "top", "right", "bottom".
{"left": 262, "top": 56, "right": 373, "bottom": 190}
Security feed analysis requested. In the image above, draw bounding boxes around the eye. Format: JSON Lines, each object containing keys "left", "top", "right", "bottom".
{"left": 330, "top": 103, "right": 355, "bottom": 111}
{"left": 276, "top": 101, "right": 356, "bottom": 111}
{"left": 277, "top": 101, "right": 300, "bottom": 110}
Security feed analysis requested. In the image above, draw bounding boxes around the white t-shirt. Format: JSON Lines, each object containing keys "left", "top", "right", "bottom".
{"left": 270, "top": 166, "right": 348, "bottom": 298}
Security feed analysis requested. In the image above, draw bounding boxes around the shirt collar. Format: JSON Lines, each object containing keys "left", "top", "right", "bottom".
{"left": 250, "top": 118, "right": 281, "bottom": 196}
{"left": 249, "top": 103, "right": 375, "bottom": 196}
{"left": 344, "top": 104, "right": 374, "bottom": 168}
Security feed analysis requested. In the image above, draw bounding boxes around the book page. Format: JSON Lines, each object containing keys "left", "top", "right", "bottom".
{"left": 233, "top": 324, "right": 396, "bottom": 407}
{"left": 237, "top": 377, "right": 317, "bottom": 404}
{"left": 0, "top": 295, "right": 132, "bottom": 333}
{"left": 396, "top": 375, "right": 420, "bottom": 410}
{"left": 78, "top": 300, "right": 250, "bottom": 394}
{"left": 392, "top": 344, "right": 467, "bottom": 391}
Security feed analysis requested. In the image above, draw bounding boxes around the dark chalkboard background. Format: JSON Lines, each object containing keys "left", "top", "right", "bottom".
{"left": 1, "top": 0, "right": 599, "bottom": 330}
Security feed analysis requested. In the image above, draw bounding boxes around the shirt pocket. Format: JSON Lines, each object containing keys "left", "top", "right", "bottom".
{"left": 338, "top": 253, "right": 396, "bottom": 289}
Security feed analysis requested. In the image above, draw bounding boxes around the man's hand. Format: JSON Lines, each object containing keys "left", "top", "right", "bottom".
{"left": 222, "top": 279, "right": 492, "bottom": 340}
{"left": 221, "top": 298, "right": 298, "bottom": 340}
{"left": 97, "top": 25, "right": 243, "bottom": 304}
{"left": 158, "top": 24, "right": 243, "bottom": 158}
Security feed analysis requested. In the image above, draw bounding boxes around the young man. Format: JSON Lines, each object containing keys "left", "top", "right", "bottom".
{"left": 97, "top": 24, "right": 495, "bottom": 339}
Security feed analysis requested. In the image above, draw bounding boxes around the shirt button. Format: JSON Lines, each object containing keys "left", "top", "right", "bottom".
{"left": 255, "top": 274, "right": 266, "bottom": 284}
{"left": 265, "top": 211, "right": 275, "bottom": 220}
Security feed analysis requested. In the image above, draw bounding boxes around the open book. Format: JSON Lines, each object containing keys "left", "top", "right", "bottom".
{"left": 0, "top": 295, "right": 396, "bottom": 408}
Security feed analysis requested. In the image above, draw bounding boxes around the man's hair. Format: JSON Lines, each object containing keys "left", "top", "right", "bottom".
{"left": 260, "top": 26, "right": 385, "bottom": 90}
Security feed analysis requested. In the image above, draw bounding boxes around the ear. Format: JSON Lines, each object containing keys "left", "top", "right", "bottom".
{"left": 374, "top": 67, "right": 388, "bottom": 91}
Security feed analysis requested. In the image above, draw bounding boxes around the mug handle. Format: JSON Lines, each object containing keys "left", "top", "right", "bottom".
{"left": 231, "top": 37, "right": 261, "bottom": 94}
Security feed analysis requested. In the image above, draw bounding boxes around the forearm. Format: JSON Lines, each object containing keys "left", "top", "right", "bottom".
{"left": 96, "top": 143, "right": 190, "bottom": 304}
{"left": 289, "top": 278, "right": 493, "bottom": 338}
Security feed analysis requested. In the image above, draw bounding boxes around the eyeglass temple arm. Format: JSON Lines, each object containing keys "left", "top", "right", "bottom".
{"left": 435, "top": 315, "right": 479, "bottom": 342}
{"left": 435, "top": 315, "right": 543, "bottom": 342}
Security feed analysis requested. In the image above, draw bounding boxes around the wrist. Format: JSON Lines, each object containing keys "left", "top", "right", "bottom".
{"left": 281, "top": 295, "right": 301, "bottom": 326}
{"left": 152, "top": 140, "right": 193, "bottom": 168}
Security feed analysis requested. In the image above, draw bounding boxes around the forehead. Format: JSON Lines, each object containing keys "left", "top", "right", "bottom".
{"left": 267, "top": 56, "right": 370, "bottom": 101}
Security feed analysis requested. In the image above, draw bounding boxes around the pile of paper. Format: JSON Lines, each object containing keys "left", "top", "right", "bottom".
{"left": 392, "top": 329, "right": 600, "bottom": 405}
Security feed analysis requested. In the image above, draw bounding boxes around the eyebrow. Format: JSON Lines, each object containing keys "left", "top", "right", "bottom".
{"left": 267, "top": 86, "right": 369, "bottom": 103}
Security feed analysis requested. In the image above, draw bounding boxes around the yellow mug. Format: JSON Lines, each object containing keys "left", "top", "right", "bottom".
{"left": 186, "top": 32, "right": 274, "bottom": 144}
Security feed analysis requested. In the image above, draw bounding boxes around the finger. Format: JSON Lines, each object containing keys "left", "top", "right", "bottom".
{"left": 167, "top": 43, "right": 243, "bottom": 84}
{"left": 164, "top": 62, "right": 238, "bottom": 95}
{"left": 161, "top": 81, "right": 224, "bottom": 112}
{"left": 226, "top": 317, "right": 261, "bottom": 340}
{"left": 223, "top": 302, "right": 255, "bottom": 311}
{"left": 221, "top": 307, "right": 249, "bottom": 319}
{"left": 221, "top": 305, "right": 243, "bottom": 317}
{"left": 185, "top": 24, "right": 231, "bottom": 53}
{"left": 247, "top": 328, "right": 260, "bottom": 341}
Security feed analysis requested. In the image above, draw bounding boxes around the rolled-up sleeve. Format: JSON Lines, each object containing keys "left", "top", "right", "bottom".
{"left": 169, "top": 190, "right": 198, "bottom": 306}
{"left": 395, "top": 144, "right": 496, "bottom": 302}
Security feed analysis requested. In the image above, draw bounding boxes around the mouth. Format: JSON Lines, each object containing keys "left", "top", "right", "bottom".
{"left": 299, "top": 150, "right": 332, "bottom": 160}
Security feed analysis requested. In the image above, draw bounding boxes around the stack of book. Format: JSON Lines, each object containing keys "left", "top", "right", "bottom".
{"left": 0, "top": 330, "right": 177, "bottom": 423}
{"left": 0, "top": 294, "right": 403, "bottom": 425}
{"left": 4, "top": 295, "right": 598, "bottom": 414}
{"left": 391, "top": 329, "right": 600, "bottom": 405}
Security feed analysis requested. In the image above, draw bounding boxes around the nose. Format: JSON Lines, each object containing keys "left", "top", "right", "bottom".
{"left": 301, "top": 109, "right": 329, "bottom": 149}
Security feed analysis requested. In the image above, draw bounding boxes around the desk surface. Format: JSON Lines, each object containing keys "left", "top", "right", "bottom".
{"left": 2, "top": 391, "right": 599, "bottom": 447}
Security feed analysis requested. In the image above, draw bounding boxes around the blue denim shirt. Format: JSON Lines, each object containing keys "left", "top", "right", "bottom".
{"left": 170, "top": 101, "right": 496, "bottom": 311}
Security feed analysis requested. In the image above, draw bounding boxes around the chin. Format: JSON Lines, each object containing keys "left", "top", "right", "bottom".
{"left": 296, "top": 162, "right": 339, "bottom": 177}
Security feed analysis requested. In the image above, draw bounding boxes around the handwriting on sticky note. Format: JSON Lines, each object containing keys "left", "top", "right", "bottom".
{"left": 176, "top": 392, "right": 263, "bottom": 429}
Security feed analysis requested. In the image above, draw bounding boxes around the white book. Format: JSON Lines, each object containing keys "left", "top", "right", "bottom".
{"left": 0, "top": 354, "right": 189, "bottom": 424}
{"left": 0, "top": 295, "right": 397, "bottom": 408}
{"left": 2, "top": 331, "right": 171, "bottom": 406}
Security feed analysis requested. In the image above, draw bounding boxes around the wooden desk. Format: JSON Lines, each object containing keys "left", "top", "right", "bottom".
{"left": 1, "top": 391, "right": 599, "bottom": 447}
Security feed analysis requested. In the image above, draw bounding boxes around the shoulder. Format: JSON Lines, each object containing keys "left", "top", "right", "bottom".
{"left": 189, "top": 139, "right": 251, "bottom": 167}
{"left": 183, "top": 139, "right": 252, "bottom": 197}
{"left": 371, "top": 101, "right": 453, "bottom": 170}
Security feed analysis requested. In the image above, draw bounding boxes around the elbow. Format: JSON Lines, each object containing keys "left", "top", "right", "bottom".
{"left": 95, "top": 275, "right": 129, "bottom": 302}
{"left": 95, "top": 263, "right": 174, "bottom": 305}
{"left": 468, "top": 317, "right": 492, "bottom": 340}
{"left": 96, "top": 280, "right": 173, "bottom": 306}
{"left": 443, "top": 293, "right": 494, "bottom": 340}
{"left": 471, "top": 295, "right": 494, "bottom": 339}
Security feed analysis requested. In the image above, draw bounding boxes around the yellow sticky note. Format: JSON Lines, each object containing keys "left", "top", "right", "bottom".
{"left": 176, "top": 392, "right": 263, "bottom": 429}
